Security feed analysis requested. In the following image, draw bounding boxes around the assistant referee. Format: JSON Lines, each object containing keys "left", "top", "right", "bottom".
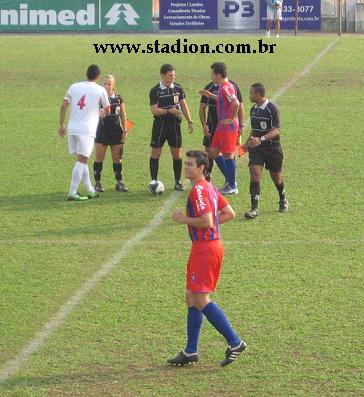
{"left": 149, "top": 64, "right": 194, "bottom": 191}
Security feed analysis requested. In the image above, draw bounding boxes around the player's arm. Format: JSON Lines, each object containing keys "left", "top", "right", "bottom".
{"left": 199, "top": 90, "right": 217, "bottom": 101}
{"left": 179, "top": 99, "right": 194, "bottom": 133}
{"left": 199, "top": 103, "right": 210, "bottom": 137}
{"left": 120, "top": 102, "right": 127, "bottom": 135}
{"left": 58, "top": 99, "right": 69, "bottom": 137}
{"left": 171, "top": 209, "right": 213, "bottom": 229}
{"left": 222, "top": 98, "right": 239, "bottom": 126}
{"left": 218, "top": 204, "right": 235, "bottom": 224}
{"left": 238, "top": 102, "right": 245, "bottom": 135}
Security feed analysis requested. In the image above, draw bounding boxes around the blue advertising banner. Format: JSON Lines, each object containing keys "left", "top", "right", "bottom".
{"left": 159, "top": 0, "right": 218, "bottom": 30}
{"left": 260, "top": 0, "right": 321, "bottom": 30}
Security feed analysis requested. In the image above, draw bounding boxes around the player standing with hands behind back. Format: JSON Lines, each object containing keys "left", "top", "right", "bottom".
{"left": 149, "top": 64, "right": 194, "bottom": 191}
{"left": 168, "top": 150, "right": 247, "bottom": 367}
{"left": 59, "top": 64, "right": 110, "bottom": 201}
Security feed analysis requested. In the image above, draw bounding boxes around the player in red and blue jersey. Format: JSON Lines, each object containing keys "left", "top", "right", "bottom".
{"left": 201, "top": 63, "right": 241, "bottom": 195}
{"left": 168, "top": 150, "right": 247, "bottom": 367}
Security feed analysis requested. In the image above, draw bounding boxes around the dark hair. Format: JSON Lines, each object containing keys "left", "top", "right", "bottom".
{"left": 251, "top": 83, "right": 266, "bottom": 97}
{"left": 211, "top": 62, "right": 227, "bottom": 78}
{"left": 86, "top": 64, "right": 101, "bottom": 81}
{"left": 160, "top": 64, "right": 175, "bottom": 74}
{"left": 186, "top": 150, "right": 210, "bottom": 177}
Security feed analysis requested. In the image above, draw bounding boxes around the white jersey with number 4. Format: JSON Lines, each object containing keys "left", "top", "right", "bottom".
{"left": 64, "top": 81, "right": 110, "bottom": 137}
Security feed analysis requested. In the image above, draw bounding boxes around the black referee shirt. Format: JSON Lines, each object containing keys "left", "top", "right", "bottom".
{"left": 149, "top": 82, "right": 186, "bottom": 119}
{"left": 200, "top": 80, "right": 243, "bottom": 127}
{"left": 250, "top": 99, "right": 281, "bottom": 143}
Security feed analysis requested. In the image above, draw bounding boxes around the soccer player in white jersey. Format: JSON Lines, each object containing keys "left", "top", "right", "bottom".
{"left": 58, "top": 64, "right": 110, "bottom": 201}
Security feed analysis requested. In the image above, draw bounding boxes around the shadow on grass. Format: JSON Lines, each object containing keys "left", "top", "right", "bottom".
{"left": 0, "top": 189, "right": 179, "bottom": 213}
{"left": 1, "top": 363, "right": 218, "bottom": 390}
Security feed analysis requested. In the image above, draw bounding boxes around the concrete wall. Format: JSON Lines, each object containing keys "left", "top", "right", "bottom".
{"left": 355, "top": 2, "right": 364, "bottom": 32}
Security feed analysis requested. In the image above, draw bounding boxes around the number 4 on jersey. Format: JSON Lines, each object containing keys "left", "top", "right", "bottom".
{"left": 77, "top": 95, "right": 86, "bottom": 110}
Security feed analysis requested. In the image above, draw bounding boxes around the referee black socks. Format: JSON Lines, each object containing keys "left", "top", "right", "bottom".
{"left": 275, "top": 182, "right": 286, "bottom": 201}
{"left": 150, "top": 157, "right": 159, "bottom": 181}
{"left": 250, "top": 181, "right": 260, "bottom": 210}
{"left": 93, "top": 161, "right": 103, "bottom": 182}
{"left": 113, "top": 162, "right": 122, "bottom": 182}
{"left": 173, "top": 158, "right": 182, "bottom": 182}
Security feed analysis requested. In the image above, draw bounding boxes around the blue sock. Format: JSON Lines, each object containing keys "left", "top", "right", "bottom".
{"left": 225, "top": 159, "right": 236, "bottom": 188}
{"left": 214, "top": 156, "right": 228, "bottom": 180}
{"left": 202, "top": 302, "right": 241, "bottom": 348}
{"left": 185, "top": 307, "right": 203, "bottom": 354}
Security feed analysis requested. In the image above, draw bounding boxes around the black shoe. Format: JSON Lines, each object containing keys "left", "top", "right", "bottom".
{"left": 279, "top": 198, "right": 289, "bottom": 213}
{"left": 205, "top": 173, "right": 211, "bottom": 182}
{"left": 94, "top": 182, "right": 104, "bottom": 193}
{"left": 221, "top": 340, "right": 247, "bottom": 367}
{"left": 167, "top": 351, "right": 198, "bottom": 366}
{"left": 174, "top": 181, "right": 184, "bottom": 191}
{"left": 244, "top": 209, "right": 259, "bottom": 220}
{"left": 115, "top": 181, "right": 128, "bottom": 192}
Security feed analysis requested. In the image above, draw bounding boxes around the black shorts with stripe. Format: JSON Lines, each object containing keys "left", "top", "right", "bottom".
{"left": 248, "top": 142, "right": 283, "bottom": 172}
{"left": 150, "top": 117, "right": 182, "bottom": 148}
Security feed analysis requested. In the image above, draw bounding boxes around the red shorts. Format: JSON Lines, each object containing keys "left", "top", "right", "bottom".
{"left": 186, "top": 240, "right": 224, "bottom": 293}
{"left": 210, "top": 130, "right": 238, "bottom": 154}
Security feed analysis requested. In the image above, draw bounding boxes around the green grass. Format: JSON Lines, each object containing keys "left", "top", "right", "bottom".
{"left": 0, "top": 34, "right": 363, "bottom": 396}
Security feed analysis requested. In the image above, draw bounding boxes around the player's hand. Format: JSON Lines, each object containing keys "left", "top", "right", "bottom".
{"left": 203, "top": 124, "right": 211, "bottom": 137}
{"left": 188, "top": 121, "right": 194, "bottom": 134}
{"left": 168, "top": 106, "right": 182, "bottom": 117}
{"left": 171, "top": 208, "right": 185, "bottom": 224}
{"left": 198, "top": 89, "right": 212, "bottom": 98}
{"left": 247, "top": 137, "right": 261, "bottom": 148}
{"left": 238, "top": 126, "right": 244, "bottom": 136}
{"left": 58, "top": 125, "right": 65, "bottom": 137}
{"left": 99, "top": 108, "right": 107, "bottom": 118}
{"left": 123, "top": 130, "right": 128, "bottom": 142}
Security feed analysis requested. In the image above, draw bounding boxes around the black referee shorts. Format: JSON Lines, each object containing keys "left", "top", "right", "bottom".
{"left": 248, "top": 143, "right": 283, "bottom": 173}
{"left": 202, "top": 123, "right": 217, "bottom": 147}
{"left": 150, "top": 117, "right": 182, "bottom": 149}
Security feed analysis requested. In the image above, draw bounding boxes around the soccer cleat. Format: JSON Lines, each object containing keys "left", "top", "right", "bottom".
{"left": 276, "top": 34, "right": 280, "bottom": 38}
{"left": 266, "top": 30, "right": 271, "bottom": 38}
{"left": 87, "top": 191, "right": 99, "bottom": 199}
{"left": 167, "top": 351, "right": 198, "bottom": 366}
{"left": 94, "top": 182, "right": 104, "bottom": 193}
{"left": 221, "top": 340, "right": 247, "bottom": 367}
{"left": 244, "top": 209, "right": 259, "bottom": 219}
{"left": 279, "top": 198, "right": 289, "bottom": 213}
{"left": 205, "top": 173, "right": 211, "bottom": 182}
{"left": 67, "top": 193, "right": 88, "bottom": 201}
{"left": 115, "top": 181, "right": 128, "bottom": 192}
{"left": 220, "top": 185, "right": 239, "bottom": 196}
{"left": 175, "top": 181, "right": 184, "bottom": 191}
{"left": 218, "top": 182, "right": 229, "bottom": 192}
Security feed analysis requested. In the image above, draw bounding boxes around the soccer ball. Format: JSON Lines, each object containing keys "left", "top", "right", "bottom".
{"left": 148, "top": 180, "right": 164, "bottom": 195}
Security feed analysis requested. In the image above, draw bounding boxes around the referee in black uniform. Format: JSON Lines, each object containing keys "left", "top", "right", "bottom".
{"left": 199, "top": 79, "right": 244, "bottom": 181}
{"left": 244, "top": 83, "right": 288, "bottom": 219}
{"left": 149, "top": 64, "right": 194, "bottom": 191}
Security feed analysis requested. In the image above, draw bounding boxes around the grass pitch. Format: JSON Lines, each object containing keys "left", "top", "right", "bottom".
{"left": 0, "top": 34, "right": 363, "bottom": 396}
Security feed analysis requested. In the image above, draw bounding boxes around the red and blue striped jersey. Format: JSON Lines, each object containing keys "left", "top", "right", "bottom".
{"left": 186, "top": 179, "right": 229, "bottom": 242}
{"left": 216, "top": 81, "right": 239, "bottom": 133}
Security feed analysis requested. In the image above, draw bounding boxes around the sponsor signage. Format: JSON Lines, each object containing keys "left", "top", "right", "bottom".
{"left": 159, "top": 1, "right": 218, "bottom": 30}
{"left": 0, "top": 0, "right": 152, "bottom": 31}
{"left": 260, "top": 0, "right": 321, "bottom": 30}
{"left": 218, "top": 0, "right": 260, "bottom": 30}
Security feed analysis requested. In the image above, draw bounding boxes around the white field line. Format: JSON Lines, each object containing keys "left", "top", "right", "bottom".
{"left": 0, "top": 188, "right": 184, "bottom": 383}
{"left": 0, "top": 37, "right": 339, "bottom": 384}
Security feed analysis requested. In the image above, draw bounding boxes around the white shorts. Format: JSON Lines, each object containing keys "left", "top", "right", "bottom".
{"left": 68, "top": 135, "right": 94, "bottom": 158}
{"left": 267, "top": 5, "right": 282, "bottom": 21}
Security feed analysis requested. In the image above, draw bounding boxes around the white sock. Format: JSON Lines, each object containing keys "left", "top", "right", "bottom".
{"left": 69, "top": 161, "right": 86, "bottom": 196}
{"left": 82, "top": 164, "right": 95, "bottom": 193}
